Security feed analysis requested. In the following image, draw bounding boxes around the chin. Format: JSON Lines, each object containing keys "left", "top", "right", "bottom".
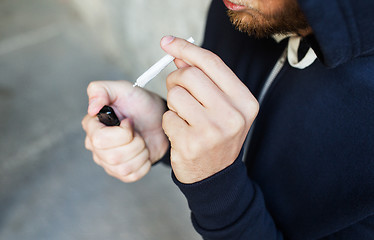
{"left": 227, "top": 10, "right": 275, "bottom": 38}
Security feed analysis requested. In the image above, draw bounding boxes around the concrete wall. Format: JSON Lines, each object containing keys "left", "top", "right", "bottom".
{"left": 68, "top": 0, "right": 212, "bottom": 98}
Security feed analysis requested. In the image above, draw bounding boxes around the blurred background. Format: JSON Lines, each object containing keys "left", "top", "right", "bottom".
{"left": 0, "top": 0, "right": 211, "bottom": 239}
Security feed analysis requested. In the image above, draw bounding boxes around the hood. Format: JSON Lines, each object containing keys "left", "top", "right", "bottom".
{"left": 298, "top": 0, "right": 374, "bottom": 68}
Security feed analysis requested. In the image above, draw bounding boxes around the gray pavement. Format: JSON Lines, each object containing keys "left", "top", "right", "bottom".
{"left": 0, "top": 0, "right": 200, "bottom": 239}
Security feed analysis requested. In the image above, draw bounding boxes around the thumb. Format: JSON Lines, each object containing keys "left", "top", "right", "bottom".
{"left": 99, "top": 118, "right": 134, "bottom": 148}
{"left": 87, "top": 81, "right": 112, "bottom": 116}
{"left": 119, "top": 118, "right": 134, "bottom": 141}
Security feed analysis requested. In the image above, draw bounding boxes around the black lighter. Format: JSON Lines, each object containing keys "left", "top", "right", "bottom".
{"left": 97, "top": 105, "right": 120, "bottom": 126}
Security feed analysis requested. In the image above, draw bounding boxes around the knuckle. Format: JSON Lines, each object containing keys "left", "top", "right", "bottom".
{"left": 203, "top": 50, "right": 223, "bottom": 68}
{"left": 167, "top": 85, "right": 183, "bottom": 103}
{"left": 91, "top": 133, "right": 105, "bottom": 149}
{"left": 162, "top": 110, "right": 175, "bottom": 127}
{"left": 167, "top": 67, "right": 198, "bottom": 90}
{"left": 81, "top": 115, "right": 92, "bottom": 132}
{"left": 181, "top": 66, "right": 202, "bottom": 82}
{"left": 87, "top": 81, "right": 98, "bottom": 95}
{"left": 162, "top": 111, "right": 169, "bottom": 125}
{"left": 105, "top": 153, "right": 121, "bottom": 165}
{"left": 242, "top": 98, "right": 259, "bottom": 124}
{"left": 223, "top": 109, "right": 246, "bottom": 137}
{"left": 203, "top": 126, "right": 222, "bottom": 149}
{"left": 122, "top": 170, "right": 143, "bottom": 183}
{"left": 179, "top": 40, "right": 191, "bottom": 54}
{"left": 162, "top": 112, "right": 169, "bottom": 129}
{"left": 133, "top": 135, "right": 146, "bottom": 150}
{"left": 84, "top": 137, "right": 91, "bottom": 150}
{"left": 167, "top": 86, "right": 187, "bottom": 111}
{"left": 104, "top": 168, "right": 115, "bottom": 177}
{"left": 184, "top": 141, "right": 200, "bottom": 160}
{"left": 249, "top": 98, "right": 260, "bottom": 119}
{"left": 118, "top": 164, "right": 133, "bottom": 176}
{"left": 167, "top": 67, "right": 204, "bottom": 92}
{"left": 118, "top": 127, "right": 133, "bottom": 145}
{"left": 123, "top": 175, "right": 138, "bottom": 183}
{"left": 241, "top": 91, "right": 259, "bottom": 118}
{"left": 93, "top": 154, "right": 101, "bottom": 165}
{"left": 92, "top": 128, "right": 127, "bottom": 150}
{"left": 166, "top": 71, "right": 176, "bottom": 89}
{"left": 81, "top": 118, "right": 86, "bottom": 130}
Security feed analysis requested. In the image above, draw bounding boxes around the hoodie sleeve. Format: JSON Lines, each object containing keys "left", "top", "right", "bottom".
{"left": 172, "top": 157, "right": 284, "bottom": 240}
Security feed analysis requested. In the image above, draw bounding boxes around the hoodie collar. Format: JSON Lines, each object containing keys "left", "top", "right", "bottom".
{"left": 298, "top": 0, "right": 374, "bottom": 68}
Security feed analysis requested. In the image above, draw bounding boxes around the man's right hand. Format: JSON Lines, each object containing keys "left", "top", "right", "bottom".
{"left": 81, "top": 80, "right": 169, "bottom": 182}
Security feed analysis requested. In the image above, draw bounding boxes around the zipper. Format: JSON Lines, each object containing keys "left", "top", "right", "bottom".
{"left": 242, "top": 47, "right": 288, "bottom": 162}
{"left": 258, "top": 47, "right": 288, "bottom": 105}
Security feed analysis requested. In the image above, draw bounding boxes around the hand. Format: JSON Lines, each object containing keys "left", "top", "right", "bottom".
{"left": 82, "top": 80, "right": 169, "bottom": 182}
{"left": 161, "top": 36, "right": 259, "bottom": 184}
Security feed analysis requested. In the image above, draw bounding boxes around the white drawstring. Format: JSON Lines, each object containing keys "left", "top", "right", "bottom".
{"left": 272, "top": 34, "right": 317, "bottom": 69}
{"left": 287, "top": 36, "right": 317, "bottom": 69}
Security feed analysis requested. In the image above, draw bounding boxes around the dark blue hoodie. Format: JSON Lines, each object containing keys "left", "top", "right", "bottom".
{"left": 171, "top": 0, "right": 374, "bottom": 239}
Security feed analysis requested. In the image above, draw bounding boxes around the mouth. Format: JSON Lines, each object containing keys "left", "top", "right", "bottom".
{"left": 222, "top": 0, "right": 247, "bottom": 11}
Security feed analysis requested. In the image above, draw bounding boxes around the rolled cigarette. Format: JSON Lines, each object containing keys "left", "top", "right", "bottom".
{"left": 133, "top": 37, "right": 195, "bottom": 88}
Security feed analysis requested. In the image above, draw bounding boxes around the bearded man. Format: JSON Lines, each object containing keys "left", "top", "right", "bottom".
{"left": 82, "top": 0, "right": 374, "bottom": 238}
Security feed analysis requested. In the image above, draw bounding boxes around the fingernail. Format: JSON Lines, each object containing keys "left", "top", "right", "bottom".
{"left": 161, "top": 35, "right": 175, "bottom": 47}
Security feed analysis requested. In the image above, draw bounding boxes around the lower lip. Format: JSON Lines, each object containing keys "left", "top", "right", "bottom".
{"left": 222, "top": 0, "right": 247, "bottom": 11}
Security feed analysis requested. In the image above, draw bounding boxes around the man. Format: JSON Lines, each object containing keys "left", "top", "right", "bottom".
{"left": 82, "top": 0, "right": 374, "bottom": 238}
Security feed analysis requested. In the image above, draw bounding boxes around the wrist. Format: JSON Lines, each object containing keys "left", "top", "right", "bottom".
{"left": 172, "top": 156, "right": 255, "bottom": 230}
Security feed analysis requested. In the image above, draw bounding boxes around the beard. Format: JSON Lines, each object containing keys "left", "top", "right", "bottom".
{"left": 227, "top": 1, "right": 310, "bottom": 38}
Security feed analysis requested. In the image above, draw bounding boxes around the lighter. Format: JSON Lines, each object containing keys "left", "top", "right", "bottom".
{"left": 97, "top": 105, "right": 120, "bottom": 126}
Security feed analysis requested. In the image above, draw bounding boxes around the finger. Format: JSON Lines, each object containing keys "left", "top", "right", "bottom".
{"left": 162, "top": 110, "right": 189, "bottom": 146}
{"left": 85, "top": 136, "right": 93, "bottom": 151}
{"left": 104, "top": 167, "right": 117, "bottom": 179}
{"left": 167, "top": 85, "right": 206, "bottom": 126}
{"left": 81, "top": 114, "right": 92, "bottom": 132}
{"left": 174, "top": 58, "right": 190, "bottom": 69}
{"left": 82, "top": 115, "right": 104, "bottom": 139}
{"left": 119, "top": 160, "right": 151, "bottom": 183}
{"left": 94, "top": 132, "right": 146, "bottom": 165}
{"left": 87, "top": 117, "right": 134, "bottom": 150}
{"left": 87, "top": 81, "right": 113, "bottom": 116}
{"left": 161, "top": 36, "right": 238, "bottom": 91}
{"left": 161, "top": 36, "right": 253, "bottom": 108}
{"left": 166, "top": 66, "right": 229, "bottom": 109}
{"left": 94, "top": 155, "right": 118, "bottom": 178}
{"left": 101, "top": 148, "right": 149, "bottom": 178}
{"left": 119, "top": 117, "right": 134, "bottom": 136}
{"left": 92, "top": 153, "right": 102, "bottom": 167}
{"left": 86, "top": 81, "right": 132, "bottom": 116}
